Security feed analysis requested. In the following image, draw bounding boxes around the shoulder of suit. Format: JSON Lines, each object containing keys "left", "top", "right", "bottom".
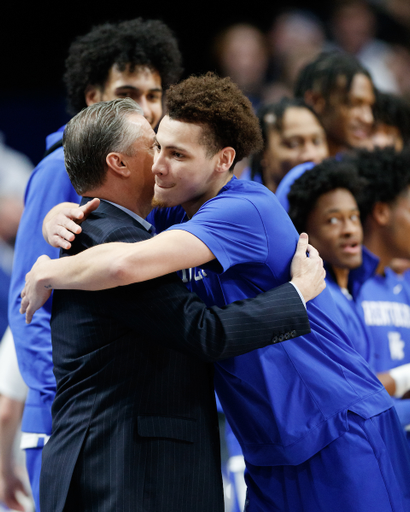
{"left": 81, "top": 205, "right": 151, "bottom": 246}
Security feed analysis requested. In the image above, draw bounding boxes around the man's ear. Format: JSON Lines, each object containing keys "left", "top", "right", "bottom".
{"left": 372, "top": 202, "right": 391, "bottom": 226}
{"left": 106, "top": 153, "right": 131, "bottom": 178}
{"left": 215, "top": 147, "right": 236, "bottom": 173}
{"left": 304, "top": 91, "right": 326, "bottom": 114}
{"left": 85, "top": 85, "right": 103, "bottom": 106}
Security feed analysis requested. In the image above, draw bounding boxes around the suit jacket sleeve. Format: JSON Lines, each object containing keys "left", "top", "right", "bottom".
{"left": 105, "top": 276, "right": 310, "bottom": 362}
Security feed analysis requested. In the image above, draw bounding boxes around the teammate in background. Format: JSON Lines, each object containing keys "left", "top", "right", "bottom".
{"left": 294, "top": 50, "right": 375, "bottom": 155}
{"left": 8, "top": 18, "right": 182, "bottom": 511}
{"left": 242, "top": 97, "right": 328, "bottom": 191}
{"left": 372, "top": 90, "right": 410, "bottom": 150}
{"left": 288, "top": 159, "right": 371, "bottom": 360}
{"left": 288, "top": 156, "right": 410, "bottom": 435}
{"left": 276, "top": 50, "right": 375, "bottom": 211}
{"left": 355, "top": 149, "right": 410, "bottom": 417}
{"left": 371, "top": 91, "right": 410, "bottom": 276}
{"left": 23, "top": 74, "right": 410, "bottom": 512}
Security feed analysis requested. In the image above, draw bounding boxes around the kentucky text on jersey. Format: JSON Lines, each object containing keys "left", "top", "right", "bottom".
{"left": 362, "top": 300, "right": 410, "bottom": 328}
{"left": 180, "top": 267, "right": 207, "bottom": 283}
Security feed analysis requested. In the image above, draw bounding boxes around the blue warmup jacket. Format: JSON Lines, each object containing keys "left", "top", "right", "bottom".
{"left": 8, "top": 126, "right": 80, "bottom": 437}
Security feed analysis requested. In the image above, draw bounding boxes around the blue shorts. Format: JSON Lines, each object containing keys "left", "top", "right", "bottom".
{"left": 245, "top": 408, "right": 410, "bottom": 512}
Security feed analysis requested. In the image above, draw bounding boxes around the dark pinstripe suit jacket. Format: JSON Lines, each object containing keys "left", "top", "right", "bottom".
{"left": 40, "top": 199, "right": 310, "bottom": 512}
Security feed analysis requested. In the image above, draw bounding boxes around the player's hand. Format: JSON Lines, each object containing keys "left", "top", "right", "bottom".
{"left": 0, "top": 467, "right": 29, "bottom": 512}
{"left": 43, "top": 198, "right": 100, "bottom": 249}
{"left": 20, "top": 255, "right": 53, "bottom": 324}
{"left": 290, "top": 233, "right": 326, "bottom": 303}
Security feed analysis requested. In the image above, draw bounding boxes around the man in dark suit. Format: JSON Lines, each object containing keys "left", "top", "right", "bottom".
{"left": 36, "top": 98, "right": 322, "bottom": 512}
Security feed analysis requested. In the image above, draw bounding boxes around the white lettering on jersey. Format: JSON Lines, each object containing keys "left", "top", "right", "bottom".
{"left": 181, "top": 268, "right": 207, "bottom": 283}
{"left": 393, "top": 284, "right": 403, "bottom": 295}
{"left": 388, "top": 331, "right": 405, "bottom": 360}
{"left": 362, "top": 301, "right": 410, "bottom": 328}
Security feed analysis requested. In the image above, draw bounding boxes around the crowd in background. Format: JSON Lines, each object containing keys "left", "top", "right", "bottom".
{"left": 212, "top": 0, "right": 410, "bottom": 109}
{"left": 2, "top": 0, "right": 410, "bottom": 510}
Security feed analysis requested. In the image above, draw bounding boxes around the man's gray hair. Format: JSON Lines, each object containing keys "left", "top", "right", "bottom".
{"left": 63, "top": 98, "right": 144, "bottom": 194}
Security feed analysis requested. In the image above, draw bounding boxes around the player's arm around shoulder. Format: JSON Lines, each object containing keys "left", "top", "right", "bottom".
{"left": 20, "top": 223, "right": 215, "bottom": 322}
{"left": 110, "top": 229, "right": 215, "bottom": 286}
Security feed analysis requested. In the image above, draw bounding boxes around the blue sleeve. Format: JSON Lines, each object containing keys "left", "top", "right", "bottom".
{"left": 392, "top": 398, "right": 410, "bottom": 428}
{"left": 275, "top": 162, "right": 316, "bottom": 212}
{"left": 8, "top": 149, "right": 80, "bottom": 430}
{"left": 167, "top": 195, "right": 269, "bottom": 273}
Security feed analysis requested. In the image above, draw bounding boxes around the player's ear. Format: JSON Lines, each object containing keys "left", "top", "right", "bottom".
{"left": 215, "top": 147, "right": 236, "bottom": 173}
{"left": 372, "top": 201, "right": 391, "bottom": 226}
{"left": 106, "top": 152, "right": 131, "bottom": 178}
{"left": 85, "top": 85, "right": 103, "bottom": 106}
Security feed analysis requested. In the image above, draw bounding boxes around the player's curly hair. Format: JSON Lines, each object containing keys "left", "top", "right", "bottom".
{"left": 288, "top": 157, "right": 365, "bottom": 234}
{"left": 64, "top": 18, "right": 183, "bottom": 115}
{"left": 165, "top": 72, "right": 263, "bottom": 167}
{"left": 347, "top": 147, "right": 410, "bottom": 222}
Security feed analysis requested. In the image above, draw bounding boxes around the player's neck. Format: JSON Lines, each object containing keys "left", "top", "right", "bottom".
{"left": 182, "top": 172, "right": 234, "bottom": 218}
{"left": 363, "top": 233, "right": 391, "bottom": 276}
{"left": 332, "top": 266, "right": 350, "bottom": 289}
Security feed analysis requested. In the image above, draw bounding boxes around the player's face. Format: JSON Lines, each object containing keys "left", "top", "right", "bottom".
{"left": 384, "top": 186, "right": 410, "bottom": 260}
{"left": 263, "top": 107, "right": 328, "bottom": 191}
{"left": 306, "top": 188, "right": 363, "bottom": 270}
{"left": 322, "top": 73, "right": 375, "bottom": 150}
{"left": 87, "top": 64, "right": 163, "bottom": 129}
{"left": 152, "top": 116, "right": 224, "bottom": 215}
{"left": 124, "top": 114, "right": 157, "bottom": 206}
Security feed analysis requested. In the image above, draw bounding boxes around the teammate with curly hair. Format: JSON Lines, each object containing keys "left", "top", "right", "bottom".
{"left": 288, "top": 151, "right": 410, "bottom": 449}
{"left": 64, "top": 18, "right": 182, "bottom": 126}
{"left": 24, "top": 74, "right": 410, "bottom": 512}
{"left": 8, "top": 18, "right": 182, "bottom": 511}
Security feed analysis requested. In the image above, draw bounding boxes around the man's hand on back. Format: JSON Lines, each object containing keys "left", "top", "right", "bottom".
{"left": 42, "top": 198, "right": 100, "bottom": 249}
